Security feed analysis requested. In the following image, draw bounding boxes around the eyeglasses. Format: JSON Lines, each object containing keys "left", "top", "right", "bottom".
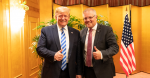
{"left": 83, "top": 15, "right": 95, "bottom": 20}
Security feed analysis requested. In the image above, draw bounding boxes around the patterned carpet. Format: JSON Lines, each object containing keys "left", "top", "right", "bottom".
{"left": 114, "top": 72, "right": 150, "bottom": 78}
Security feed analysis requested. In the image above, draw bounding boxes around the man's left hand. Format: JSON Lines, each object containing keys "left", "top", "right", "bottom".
{"left": 93, "top": 46, "right": 101, "bottom": 60}
{"left": 76, "top": 75, "right": 82, "bottom": 78}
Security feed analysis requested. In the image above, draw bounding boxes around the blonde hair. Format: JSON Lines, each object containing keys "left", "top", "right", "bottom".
{"left": 55, "top": 6, "right": 70, "bottom": 16}
{"left": 83, "top": 8, "right": 97, "bottom": 15}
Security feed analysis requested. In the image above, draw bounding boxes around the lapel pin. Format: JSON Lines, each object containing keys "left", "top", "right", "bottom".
{"left": 71, "top": 32, "right": 73, "bottom": 34}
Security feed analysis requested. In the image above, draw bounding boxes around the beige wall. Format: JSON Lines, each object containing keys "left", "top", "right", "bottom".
{"left": 141, "top": 5, "right": 150, "bottom": 73}
{"left": 131, "top": 5, "right": 142, "bottom": 73}
{"left": 40, "top": 0, "right": 52, "bottom": 22}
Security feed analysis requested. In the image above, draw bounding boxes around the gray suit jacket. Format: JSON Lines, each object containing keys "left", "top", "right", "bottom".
{"left": 80, "top": 23, "right": 119, "bottom": 78}
{"left": 37, "top": 24, "right": 82, "bottom": 78}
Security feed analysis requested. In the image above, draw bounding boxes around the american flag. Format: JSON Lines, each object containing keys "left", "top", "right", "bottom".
{"left": 120, "top": 14, "right": 136, "bottom": 76}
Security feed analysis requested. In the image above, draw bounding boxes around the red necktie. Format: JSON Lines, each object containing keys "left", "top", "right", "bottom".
{"left": 86, "top": 28, "right": 93, "bottom": 67}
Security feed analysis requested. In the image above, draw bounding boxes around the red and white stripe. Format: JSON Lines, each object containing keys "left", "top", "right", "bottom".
{"left": 120, "top": 41, "right": 136, "bottom": 76}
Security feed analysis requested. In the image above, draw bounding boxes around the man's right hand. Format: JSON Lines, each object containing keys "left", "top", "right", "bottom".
{"left": 54, "top": 49, "right": 63, "bottom": 61}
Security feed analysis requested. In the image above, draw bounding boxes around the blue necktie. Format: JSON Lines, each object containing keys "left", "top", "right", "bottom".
{"left": 61, "top": 28, "right": 67, "bottom": 71}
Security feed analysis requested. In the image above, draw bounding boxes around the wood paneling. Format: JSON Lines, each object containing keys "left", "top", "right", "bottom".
{"left": 8, "top": 0, "right": 26, "bottom": 77}
{"left": 27, "top": 0, "right": 39, "bottom": 9}
{"left": 28, "top": 6, "right": 39, "bottom": 12}
{"left": 0, "top": 0, "right": 10, "bottom": 78}
{"left": 0, "top": 1, "right": 3, "bottom": 78}
{"left": 10, "top": 30, "right": 24, "bottom": 78}
{"left": 25, "top": 0, "right": 40, "bottom": 78}
{"left": 28, "top": 16, "right": 39, "bottom": 78}
{"left": 0, "top": 0, "right": 40, "bottom": 78}
{"left": 26, "top": 0, "right": 40, "bottom": 78}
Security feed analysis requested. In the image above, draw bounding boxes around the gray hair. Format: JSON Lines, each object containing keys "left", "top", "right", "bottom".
{"left": 83, "top": 8, "right": 97, "bottom": 15}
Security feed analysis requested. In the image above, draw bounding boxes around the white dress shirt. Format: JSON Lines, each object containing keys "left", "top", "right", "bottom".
{"left": 84, "top": 23, "right": 103, "bottom": 66}
{"left": 57, "top": 24, "right": 69, "bottom": 63}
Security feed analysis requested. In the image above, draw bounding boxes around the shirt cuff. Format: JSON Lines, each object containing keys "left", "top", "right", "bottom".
{"left": 54, "top": 58, "right": 56, "bottom": 61}
{"left": 100, "top": 51, "right": 103, "bottom": 59}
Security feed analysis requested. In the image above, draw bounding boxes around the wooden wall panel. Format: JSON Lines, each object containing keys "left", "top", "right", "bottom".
{"left": 6, "top": 0, "right": 26, "bottom": 78}
{"left": 0, "top": 1, "right": 4, "bottom": 78}
{"left": 0, "top": 0, "right": 10, "bottom": 78}
{"left": 10, "top": 31, "right": 24, "bottom": 78}
{"left": 0, "top": 0, "right": 40, "bottom": 78}
{"left": 27, "top": 0, "right": 39, "bottom": 9}
{"left": 26, "top": 0, "right": 40, "bottom": 78}
{"left": 8, "top": 0, "right": 24, "bottom": 78}
{"left": 28, "top": 16, "right": 39, "bottom": 78}
{"left": 30, "top": 0, "right": 39, "bottom": 4}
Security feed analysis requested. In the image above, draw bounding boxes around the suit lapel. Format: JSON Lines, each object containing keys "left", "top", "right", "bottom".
{"left": 82, "top": 27, "right": 88, "bottom": 55}
{"left": 92, "top": 24, "right": 101, "bottom": 65}
{"left": 93, "top": 24, "right": 101, "bottom": 52}
{"left": 68, "top": 27, "right": 74, "bottom": 59}
{"left": 52, "top": 24, "right": 61, "bottom": 50}
{"left": 82, "top": 27, "right": 88, "bottom": 43}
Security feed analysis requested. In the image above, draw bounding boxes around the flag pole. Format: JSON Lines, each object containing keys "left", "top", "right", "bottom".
{"left": 129, "top": 4, "right": 131, "bottom": 24}
{"left": 126, "top": 6, "right": 127, "bottom": 78}
{"left": 126, "top": 6, "right": 127, "bottom": 14}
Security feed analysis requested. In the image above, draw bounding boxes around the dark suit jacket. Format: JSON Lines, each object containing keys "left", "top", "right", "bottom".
{"left": 80, "top": 23, "right": 119, "bottom": 78}
{"left": 36, "top": 24, "right": 82, "bottom": 78}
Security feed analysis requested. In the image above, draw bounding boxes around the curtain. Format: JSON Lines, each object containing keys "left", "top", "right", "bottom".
{"left": 54, "top": 0, "right": 108, "bottom": 6}
{"left": 54, "top": 0, "right": 150, "bottom": 7}
{"left": 109, "top": 0, "right": 150, "bottom": 7}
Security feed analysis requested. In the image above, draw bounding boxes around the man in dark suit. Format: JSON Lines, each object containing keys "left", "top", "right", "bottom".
{"left": 36, "top": 6, "right": 82, "bottom": 78}
{"left": 80, "top": 8, "right": 119, "bottom": 78}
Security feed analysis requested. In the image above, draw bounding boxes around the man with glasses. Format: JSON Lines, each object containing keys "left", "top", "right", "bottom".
{"left": 37, "top": 6, "right": 82, "bottom": 78}
{"left": 80, "top": 8, "right": 119, "bottom": 78}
